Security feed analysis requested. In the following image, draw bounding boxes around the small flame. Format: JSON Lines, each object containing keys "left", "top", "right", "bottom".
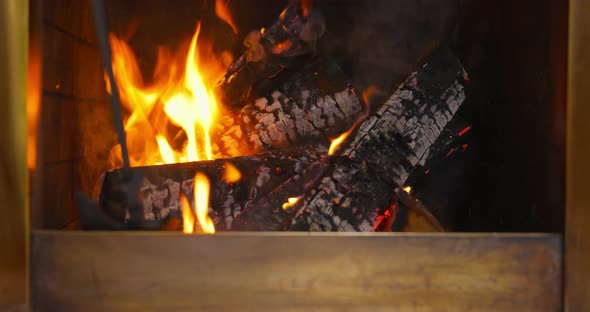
{"left": 215, "top": 0, "right": 238, "bottom": 35}
{"left": 180, "top": 193, "right": 195, "bottom": 234}
{"left": 362, "top": 85, "right": 379, "bottom": 108}
{"left": 194, "top": 172, "right": 215, "bottom": 234}
{"left": 282, "top": 197, "right": 301, "bottom": 210}
{"left": 222, "top": 162, "right": 242, "bottom": 183}
{"left": 328, "top": 129, "right": 353, "bottom": 156}
{"left": 403, "top": 186, "right": 412, "bottom": 194}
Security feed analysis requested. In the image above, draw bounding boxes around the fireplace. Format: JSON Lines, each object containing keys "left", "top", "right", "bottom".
{"left": 3, "top": 0, "right": 587, "bottom": 310}
{"left": 32, "top": 0, "right": 567, "bottom": 234}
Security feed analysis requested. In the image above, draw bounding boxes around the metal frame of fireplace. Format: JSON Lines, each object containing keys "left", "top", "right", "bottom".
{"left": 1, "top": 0, "right": 589, "bottom": 310}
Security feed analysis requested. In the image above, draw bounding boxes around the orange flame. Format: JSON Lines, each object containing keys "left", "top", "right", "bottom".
{"left": 403, "top": 186, "right": 412, "bottom": 194}
{"left": 107, "top": 21, "right": 230, "bottom": 168}
{"left": 194, "top": 172, "right": 215, "bottom": 234}
{"left": 215, "top": 0, "right": 238, "bottom": 35}
{"left": 328, "top": 129, "right": 354, "bottom": 156}
{"left": 222, "top": 162, "right": 242, "bottom": 183}
{"left": 282, "top": 197, "right": 301, "bottom": 210}
{"left": 181, "top": 173, "right": 215, "bottom": 234}
{"left": 155, "top": 135, "right": 175, "bottom": 164}
{"left": 180, "top": 193, "right": 195, "bottom": 234}
{"left": 27, "top": 41, "right": 41, "bottom": 169}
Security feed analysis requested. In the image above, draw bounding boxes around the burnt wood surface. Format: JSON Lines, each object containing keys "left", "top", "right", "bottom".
{"left": 96, "top": 145, "right": 327, "bottom": 231}
{"left": 94, "top": 47, "right": 466, "bottom": 232}
{"left": 234, "top": 47, "right": 467, "bottom": 231}
{"left": 216, "top": 0, "right": 325, "bottom": 110}
{"left": 239, "top": 61, "right": 364, "bottom": 151}
{"left": 217, "top": 60, "right": 363, "bottom": 156}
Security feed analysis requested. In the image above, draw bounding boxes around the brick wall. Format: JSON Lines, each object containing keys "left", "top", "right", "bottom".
{"left": 34, "top": 0, "right": 115, "bottom": 229}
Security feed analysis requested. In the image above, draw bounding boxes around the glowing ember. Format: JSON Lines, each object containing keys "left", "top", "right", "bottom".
{"left": 194, "top": 172, "right": 215, "bottom": 234}
{"left": 222, "top": 162, "right": 242, "bottom": 183}
{"left": 403, "top": 186, "right": 412, "bottom": 194}
{"left": 458, "top": 126, "right": 471, "bottom": 136}
{"left": 328, "top": 129, "right": 353, "bottom": 156}
{"left": 215, "top": 0, "right": 238, "bottom": 34}
{"left": 272, "top": 40, "right": 293, "bottom": 54}
{"left": 282, "top": 197, "right": 301, "bottom": 210}
{"left": 180, "top": 193, "right": 195, "bottom": 234}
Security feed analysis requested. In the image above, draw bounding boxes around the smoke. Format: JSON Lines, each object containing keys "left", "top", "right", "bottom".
{"left": 317, "top": 0, "right": 458, "bottom": 93}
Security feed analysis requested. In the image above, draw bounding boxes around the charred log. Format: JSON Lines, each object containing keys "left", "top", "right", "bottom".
{"left": 95, "top": 145, "right": 327, "bottom": 231}
{"left": 218, "top": 60, "right": 364, "bottom": 153}
{"left": 216, "top": 0, "right": 326, "bottom": 110}
{"left": 93, "top": 47, "right": 466, "bottom": 233}
{"left": 232, "top": 46, "right": 467, "bottom": 231}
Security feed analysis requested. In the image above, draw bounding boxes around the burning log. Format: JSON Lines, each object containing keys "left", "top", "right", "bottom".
{"left": 239, "top": 60, "right": 364, "bottom": 150}
{"left": 232, "top": 46, "right": 467, "bottom": 231}
{"left": 91, "top": 47, "right": 466, "bottom": 233}
{"left": 95, "top": 145, "right": 327, "bottom": 231}
{"left": 240, "top": 87, "right": 361, "bottom": 150}
{"left": 216, "top": 0, "right": 326, "bottom": 110}
{"left": 216, "top": 60, "right": 364, "bottom": 154}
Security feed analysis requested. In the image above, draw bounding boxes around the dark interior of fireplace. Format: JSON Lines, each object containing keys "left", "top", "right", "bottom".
{"left": 32, "top": 0, "right": 567, "bottom": 233}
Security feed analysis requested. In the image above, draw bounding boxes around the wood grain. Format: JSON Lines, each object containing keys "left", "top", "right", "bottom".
{"left": 31, "top": 232, "right": 561, "bottom": 311}
{"left": 0, "top": 0, "right": 29, "bottom": 309}
{"left": 565, "top": 0, "right": 590, "bottom": 310}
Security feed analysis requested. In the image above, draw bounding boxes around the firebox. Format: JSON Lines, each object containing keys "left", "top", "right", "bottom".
{"left": 33, "top": 0, "right": 567, "bottom": 233}
{"left": 2, "top": 0, "right": 585, "bottom": 310}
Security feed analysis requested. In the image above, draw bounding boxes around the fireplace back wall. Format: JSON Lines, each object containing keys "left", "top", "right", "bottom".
{"left": 32, "top": 0, "right": 567, "bottom": 233}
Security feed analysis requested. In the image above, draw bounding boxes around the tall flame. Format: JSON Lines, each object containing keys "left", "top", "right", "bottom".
{"left": 107, "top": 22, "right": 229, "bottom": 168}
{"left": 180, "top": 173, "right": 215, "bottom": 234}
{"left": 164, "top": 23, "right": 218, "bottom": 162}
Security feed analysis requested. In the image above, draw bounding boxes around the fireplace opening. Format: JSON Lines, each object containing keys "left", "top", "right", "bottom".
{"left": 31, "top": 0, "right": 567, "bottom": 233}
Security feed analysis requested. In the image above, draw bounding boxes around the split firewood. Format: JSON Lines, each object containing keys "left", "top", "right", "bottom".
{"left": 216, "top": 0, "right": 326, "bottom": 110}
{"left": 239, "top": 60, "right": 364, "bottom": 150}
{"left": 95, "top": 145, "right": 327, "bottom": 231}
{"left": 216, "top": 60, "right": 364, "bottom": 155}
{"left": 232, "top": 46, "right": 467, "bottom": 231}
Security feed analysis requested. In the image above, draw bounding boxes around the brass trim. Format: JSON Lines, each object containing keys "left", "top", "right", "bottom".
{"left": 565, "top": 0, "right": 590, "bottom": 310}
{"left": 31, "top": 231, "right": 561, "bottom": 311}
